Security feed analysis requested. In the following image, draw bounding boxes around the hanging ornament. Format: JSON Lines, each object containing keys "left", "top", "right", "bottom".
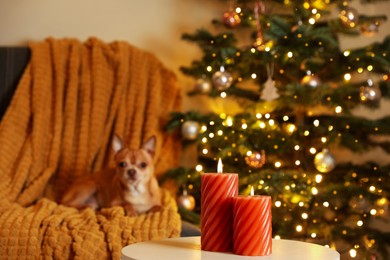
{"left": 261, "top": 62, "right": 279, "bottom": 101}
{"left": 339, "top": 7, "right": 359, "bottom": 28}
{"left": 253, "top": 1, "right": 266, "bottom": 51}
{"left": 314, "top": 148, "right": 336, "bottom": 173}
{"left": 194, "top": 77, "right": 211, "bottom": 94}
{"left": 245, "top": 150, "right": 266, "bottom": 168}
{"left": 177, "top": 189, "right": 196, "bottom": 211}
{"left": 222, "top": 10, "right": 241, "bottom": 28}
{"left": 359, "top": 79, "right": 381, "bottom": 102}
{"left": 301, "top": 71, "right": 321, "bottom": 88}
{"left": 360, "top": 21, "right": 379, "bottom": 37}
{"left": 212, "top": 66, "right": 233, "bottom": 90}
{"left": 181, "top": 120, "right": 200, "bottom": 140}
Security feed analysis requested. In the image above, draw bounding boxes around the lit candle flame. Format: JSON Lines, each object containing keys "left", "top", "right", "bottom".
{"left": 217, "top": 158, "right": 223, "bottom": 173}
{"left": 250, "top": 186, "right": 254, "bottom": 196}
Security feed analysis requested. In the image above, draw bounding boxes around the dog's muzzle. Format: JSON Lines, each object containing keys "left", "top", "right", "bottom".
{"left": 127, "top": 169, "right": 137, "bottom": 180}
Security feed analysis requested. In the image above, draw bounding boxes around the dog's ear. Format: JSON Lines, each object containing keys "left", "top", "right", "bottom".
{"left": 142, "top": 136, "right": 156, "bottom": 157}
{"left": 112, "top": 134, "right": 123, "bottom": 153}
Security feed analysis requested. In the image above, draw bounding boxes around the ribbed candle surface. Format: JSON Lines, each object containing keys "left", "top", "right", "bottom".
{"left": 201, "top": 173, "right": 238, "bottom": 252}
{"left": 232, "top": 195, "right": 272, "bottom": 256}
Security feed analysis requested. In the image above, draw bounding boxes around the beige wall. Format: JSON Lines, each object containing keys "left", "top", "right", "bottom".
{"left": 1, "top": 0, "right": 389, "bottom": 163}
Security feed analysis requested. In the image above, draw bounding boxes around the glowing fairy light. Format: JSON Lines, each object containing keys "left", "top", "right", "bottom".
{"left": 349, "top": 249, "right": 357, "bottom": 258}
{"left": 251, "top": 73, "right": 257, "bottom": 79}
{"left": 323, "top": 201, "right": 330, "bottom": 207}
{"left": 294, "top": 145, "right": 300, "bottom": 151}
{"left": 304, "top": 130, "right": 310, "bottom": 136}
{"left": 241, "top": 123, "right": 248, "bottom": 129}
{"left": 202, "top": 148, "right": 208, "bottom": 154}
{"left": 343, "top": 50, "right": 350, "bottom": 56}
{"left": 315, "top": 174, "right": 323, "bottom": 183}
{"left": 302, "top": 213, "right": 308, "bottom": 219}
{"left": 311, "top": 233, "right": 317, "bottom": 238}
{"left": 308, "top": 18, "right": 316, "bottom": 24}
{"left": 344, "top": 73, "right": 351, "bottom": 81}
{"left": 299, "top": 202, "right": 304, "bottom": 207}
{"left": 309, "top": 147, "right": 317, "bottom": 154}
{"left": 235, "top": 7, "right": 241, "bottom": 13}
{"left": 357, "top": 220, "right": 363, "bottom": 226}
{"left": 269, "top": 119, "right": 275, "bottom": 126}
{"left": 370, "top": 209, "right": 377, "bottom": 215}
{"left": 287, "top": 51, "right": 293, "bottom": 58}
{"left": 206, "top": 66, "right": 212, "bottom": 72}
{"left": 283, "top": 115, "right": 289, "bottom": 121}
{"left": 313, "top": 119, "right": 320, "bottom": 127}
{"left": 220, "top": 92, "right": 227, "bottom": 98}
{"left": 217, "top": 130, "right": 223, "bottom": 136}
{"left": 208, "top": 133, "right": 214, "bottom": 138}
{"left": 274, "top": 235, "right": 281, "bottom": 240}
{"left": 296, "top": 225, "right": 303, "bottom": 232}
{"left": 275, "top": 201, "right": 282, "bottom": 207}
{"left": 201, "top": 125, "right": 207, "bottom": 132}
{"left": 295, "top": 160, "right": 301, "bottom": 166}
{"left": 195, "top": 164, "right": 203, "bottom": 171}
{"left": 259, "top": 122, "right": 266, "bottom": 129}
{"left": 367, "top": 65, "right": 373, "bottom": 71}
{"left": 265, "top": 113, "right": 271, "bottom": 119}
{"left": 311, "top": 187, "right": 318, "bottom": 195}
{"left": 335, "top": 106, "right": 342, "bottom": 113}
{"left": 275, "top": 161, "right": 282, "bottom": 168}
{"left": 369, "top": 186, "right": 376, "bottom": 192}
{"left": 202, "top": 137, "right": 207, "bottom": 143}
{"left": 256, "top": 113, "right": 262, "bottom": 119}
{"left": 321, "top": 137, "right": 327, "bottom": 143}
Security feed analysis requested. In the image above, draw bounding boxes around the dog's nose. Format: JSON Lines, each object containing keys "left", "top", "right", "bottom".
{"left": 127, "top": 169, "right": 136, "bottom": 179}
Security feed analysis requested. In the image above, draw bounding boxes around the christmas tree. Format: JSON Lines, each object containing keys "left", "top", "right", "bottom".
{"left": 162, "top": 0, "right": 390, "bottom": 259}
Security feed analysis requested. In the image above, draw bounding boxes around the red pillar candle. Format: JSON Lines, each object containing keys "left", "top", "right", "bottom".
{"left": 201, "top": 158, "right": 238, "bottom": 252}
{"left": 232, "top": 187, "right": 272, "bottom": 256}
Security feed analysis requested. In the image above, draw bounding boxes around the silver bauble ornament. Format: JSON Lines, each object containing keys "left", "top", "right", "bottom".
{"left": 194, "top": 77, "right": 211, "bottom": 94}
{"left": 339, "top": 7, "right": 359, "bottom": 28}
{"left": 314, "top": 149, "right": 336, "bottom": 173}
{"left": 212, "top": 66, "right": 233, "bottom": 90}
{"left": 177, "top": 190, "right": 196, "bottom": 211}
{"left": 361, "top": 22, "right": 379, "bottom": 37}
{"left": 301, "top": 73, "right": 321, "bottom": 88}
{"left": 181, "top": 121, "right": 200, "bottom": 140}
{"left": 360, "top": 79, "right": 381, "bottom": 102}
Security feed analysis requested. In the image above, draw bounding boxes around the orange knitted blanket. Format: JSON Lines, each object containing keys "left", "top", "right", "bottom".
{"left": 0, "top": 38, "right": 182, "bottom": 259}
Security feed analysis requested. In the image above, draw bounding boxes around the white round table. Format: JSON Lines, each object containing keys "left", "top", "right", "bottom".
{"left": 121, "top": 236, "right": 340, "bottom": 260}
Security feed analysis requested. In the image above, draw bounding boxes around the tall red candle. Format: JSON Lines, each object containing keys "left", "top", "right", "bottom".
{"left": 201, "top": 159, "right": 238, "bottom": 252}
{"left": 232, "top": 187, "right": 272, "bottom": 256}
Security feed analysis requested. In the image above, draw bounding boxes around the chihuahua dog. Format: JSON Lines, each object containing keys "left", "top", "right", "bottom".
{"left": 61, "top": 135, "right": 161, "bottom": 216}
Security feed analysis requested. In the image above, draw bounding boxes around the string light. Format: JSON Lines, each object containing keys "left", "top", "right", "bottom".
{"left": 220, "top": 92, "right": 227, "bottom": 98}
{"left": 296, "top": 225, "right": 303, "bottom": 232}
{"left": 195, "top": 164, "right": 203, "bottom": 172}
{"left": 344, "top": 73, "right": 352, "bottom": 81}
{"left": 349, "top": 249, "right": 357, "bottom": 258}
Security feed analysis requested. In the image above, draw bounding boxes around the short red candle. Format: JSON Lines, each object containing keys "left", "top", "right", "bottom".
{"left": 232, "top": 189, "right": 272, "bottom": 256}
{"left": 201, "top": 159, "right": 238, "bottom": 252}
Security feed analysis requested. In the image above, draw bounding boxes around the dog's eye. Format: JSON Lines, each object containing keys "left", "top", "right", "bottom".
{"left": 118, "top": 162, "right": 127, "bottom": 168}
{"left": 140, "top": 162, "right": 147, "bottom": 169}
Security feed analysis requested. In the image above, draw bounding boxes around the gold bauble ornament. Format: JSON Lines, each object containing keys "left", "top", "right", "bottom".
{"left": 222, "top": 10, "right": 241, "bottom": 28}
{"left": 301, "top": 72, "right": 321, "bottom": 88}
{"left": 314, "top": 148, "right": 336, "bottom": 173}
{"left": 245, "top": 150, "right": 266, "bottom": 168}
{"left": 194, "top": 77, "right": 211, "bottom": 94}
{"left": 177, "top": 190, "right": 196, "bottom": 211}
{"left": 181, "top": 121, "right": 200, "bottom": 140}
{"left": 339, "top": 7, "right": 359, "bottom": 28}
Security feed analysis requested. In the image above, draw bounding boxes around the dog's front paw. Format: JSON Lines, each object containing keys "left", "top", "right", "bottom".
{"left": 148, "top": 205, "right": 162, "bottom": 213}
{"left": 123, "top": 204, "right": 138, "bottom": 217}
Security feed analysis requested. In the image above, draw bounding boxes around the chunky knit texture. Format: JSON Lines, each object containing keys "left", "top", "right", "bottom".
{"left": 0, "top": 38, "right": 182, "bottom": 259}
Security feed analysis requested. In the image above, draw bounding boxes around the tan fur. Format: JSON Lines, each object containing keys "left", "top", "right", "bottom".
{"left": 61, "top": 135, "right": 161, "bottom": 216}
